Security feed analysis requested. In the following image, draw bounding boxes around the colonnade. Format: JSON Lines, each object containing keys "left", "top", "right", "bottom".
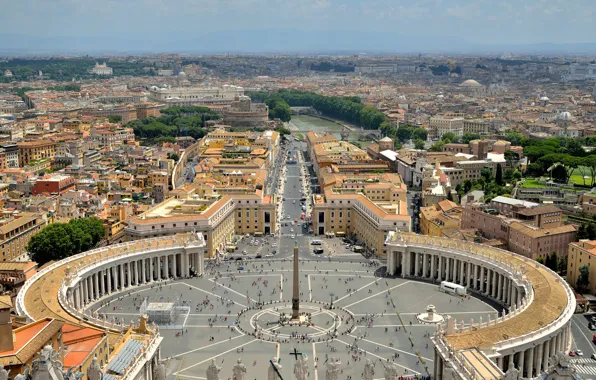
{"left": 387, "top": 250, "right": 524, "bottom": 307}
{"left": 69, "top": 250, "right": 203, "bottom": 310}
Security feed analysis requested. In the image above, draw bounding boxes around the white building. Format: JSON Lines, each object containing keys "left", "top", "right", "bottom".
{"left": 91, "top": 62, "right": 113, "bottom": 75}
{"left": 430, "top": 115, "right": 464, "bottom": 138}
{"left": 148, "top": 85, "right": 244, "bottom": 106}
{"left": 564, "top": 63, "right": 596, "bottom": 81}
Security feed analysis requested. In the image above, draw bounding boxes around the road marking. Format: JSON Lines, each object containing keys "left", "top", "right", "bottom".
{"left": 334, "top": 337, "right": 421, "bottom": 375}
{"left": 308, "top": 275, "right": 312, "bottom": 301}
{"left": 572, "top": 318, "right": 596, "bottom": 355}
{"left": 181, "top": 282, "right": 247, "bottom": 308}
{"left": 171, "top": 334, "right": 247, "bottom": 359}
{"left": 208, "top": 278, "right": 258, "bottom": 303}
{"left": 312, "top": 342, "right": 318, "bottom": 380}
{"left": 343, "top": 282, "right": 411, "bottom": 309}
{"left": 334, "top": 279, "right": 379, "bottom": 303}
{"left": 347, "top": 334, "right": 433, "bottom": 363}
{"left": 176, "top": 339, "right": 258, "bottom": 373}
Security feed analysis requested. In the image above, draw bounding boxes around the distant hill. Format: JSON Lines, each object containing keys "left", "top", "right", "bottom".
{"left": 0, "top": 30, "right": 595, "bottom": 55}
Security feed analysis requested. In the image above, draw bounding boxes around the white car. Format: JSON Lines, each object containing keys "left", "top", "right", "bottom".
{"left": 577, "top": 350, "right": 584, "bottom": 356}
{"left": 290, "top": 228, "right": 294, "bottom": 233}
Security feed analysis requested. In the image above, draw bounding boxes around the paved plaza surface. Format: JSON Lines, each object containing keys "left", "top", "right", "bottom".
{"left": 92, "top": 259, "right": 496, "bottom": 380}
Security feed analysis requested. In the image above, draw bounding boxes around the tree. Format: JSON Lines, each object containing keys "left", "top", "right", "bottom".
{"left": 536, "top": 257, "right": 545, "bottom": 265}
{"left": 441, "top": 132, "right": 456, "bottom": 143}
{"left": 505, "top": 132, "right": 524, "bottom": 146}
{"left": 462, "top": 132, "right": 480, "bottom": 144}
{"left": 544, "top": 252, "right": 558, "bottom": 271}
{"left": 512, "top": 170, "right": 522, "bottom": 181}
{"left": 481, "top": 167, "right": 493, "bottom": 183}
{"left": 108, "top": 115, "right": 123, "bottom": 123}
{"left": 463, "top": 180, "right": 473, "bottom": 193}
{"left": 578, "top": 223, "right": 589, "bottom": 239}
{"left": 495, "top": 164, "right": 503, "bottom": 185}
{"left": 428, "top": 141, "right": 445, "bottom": 152}
{"left": 504, "top": 150, "right": 519, "bottom": 168}
{"left": 577, "top": 264, "right": 590, "bottom": 293}
{"left": 169, "top": 153, "right": 180, "bottom": 162}
{"left": 411, "top": 128, "right": 428, "bottom": 141}
{"left": 27, "top": 217, "right": 105, "bottom": 266}
{"left": 396, "top": 125, "right": 414, "bottom": 143}
{"left": 413, "top": 139, "right": 425, "bottom": 150}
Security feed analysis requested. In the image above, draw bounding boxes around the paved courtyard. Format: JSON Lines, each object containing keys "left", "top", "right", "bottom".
{"left": 92, "top": 259, "right": 496, "bottom": 380}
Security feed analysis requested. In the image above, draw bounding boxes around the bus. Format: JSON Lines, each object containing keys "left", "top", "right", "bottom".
{"left": 439, "top": 281, "right": 467, "bottom": 296}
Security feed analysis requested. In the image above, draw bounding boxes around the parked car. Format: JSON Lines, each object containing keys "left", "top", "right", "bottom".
{"left": 577, "top": 350, "right": 584, "bottom": 356}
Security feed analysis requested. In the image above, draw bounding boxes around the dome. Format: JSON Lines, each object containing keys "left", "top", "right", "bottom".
{"left": 540, "top": 96, "right": 549, "bottom": 101}
{"left": 460, "top": 79, "right": 482, "bottom": 87}
{"left": 558, "top": 111, "right": 572, "bottom": 121}
{"left": 380, "top": 137, "right": 393, "bottom": 142}
{"left": 178, "top": 71, "right": 186, "bottom": 76}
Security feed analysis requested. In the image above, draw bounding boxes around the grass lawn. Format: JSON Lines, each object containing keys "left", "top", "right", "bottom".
{"left": 521, "top": 178, "right": 547, "bottom": 188}
{"left": 569, "top": 166, "right": 593, "bottom": 186}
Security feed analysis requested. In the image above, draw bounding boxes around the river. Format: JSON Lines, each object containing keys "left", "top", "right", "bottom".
{"left": 289, "top": 115, "right": 371, "bottom": 146}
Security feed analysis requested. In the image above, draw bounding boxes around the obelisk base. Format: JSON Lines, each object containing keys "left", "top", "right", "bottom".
{"left": 292, "top": 298, "right": 300, "bottom": 319}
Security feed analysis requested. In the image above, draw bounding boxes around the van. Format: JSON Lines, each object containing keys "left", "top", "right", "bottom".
{"left": 313, "top": 248, "right": 324, "bottom": 254}
{"left": 311, "top": 240, "right": 322, "bottom": 245}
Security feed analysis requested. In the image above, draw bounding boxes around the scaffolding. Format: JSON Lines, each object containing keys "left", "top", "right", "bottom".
{"left": 140, "top": 297, "right": 182, "bottom": 325}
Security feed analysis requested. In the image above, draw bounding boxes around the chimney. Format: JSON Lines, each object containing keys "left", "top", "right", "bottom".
{"left": 0, "top": 296, "right": 14, "bottom": 352}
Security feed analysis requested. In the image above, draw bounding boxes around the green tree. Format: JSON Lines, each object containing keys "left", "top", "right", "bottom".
{"left": 512, "top": 170, "right": 522, "bottom": 181}
{"left": 108, "top": 115, "right": 123, "bottom": 123}
{"left": 536, "top": 257, "right": 545, "bottom": 265}
{"left": 577, "top": 264, "right": 590, "bottom": 293}
{"left": 462, "top": 132, "right": 480, "bottom": 144}
{"left": 396, "top": 125, "right": 414, "bottom": 143}
{"left": 481, "top": 167, "right": 493, "bottom": 183}
{"left": 441, "top": 132, "right": 456, "bottom": 143}
{"left": 411, "top": 128, "right": 428, "bottom": 141}
{"left": 505, "top": 131, "right": 524, "bottom": 146}
{"left": 28, "top": 217, "right": 105, "bottom": 265}
{"left": 169, "top": 153, "right": 180, "bottom": 162}
{"left": 504, "top": 150, "right": 519, "bottom": 168}
{"left": 413, "top": 139, "right": 425, "bottom": 150}
{"left": 544, "top": 252, "right": 558, "bottom": 271}
{"left": 428, "top": 141, "right": 445, "bottom": 152}
{"left": 495, "top": 164, "right": 503, "bottom": 185}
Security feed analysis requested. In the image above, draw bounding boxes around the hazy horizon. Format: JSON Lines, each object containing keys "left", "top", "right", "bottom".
{"left": 2, "top": 0, "right": 596, "bottom": 55}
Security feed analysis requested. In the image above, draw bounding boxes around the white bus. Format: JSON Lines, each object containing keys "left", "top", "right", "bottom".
{"left": 439, "top": 281, "right": 467, "bottom": 296}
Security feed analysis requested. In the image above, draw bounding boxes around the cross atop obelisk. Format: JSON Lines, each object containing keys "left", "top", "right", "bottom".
{"left": 291, "top": 240, "right": 300, "bottom": 319}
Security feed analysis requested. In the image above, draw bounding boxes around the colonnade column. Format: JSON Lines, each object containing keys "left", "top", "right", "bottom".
{"left": 535, "top": 342, "right": 543, "bottom": 375}
{"left": 173, "top": 254, "right": 178, "bottom": 279}
{"left": 119, "top": 264, "right": 124, "bottom": 289}
{"left": 479, "top": 267, "right": 485, "bottom": 293}
{"left": 459, "top": 260, "right": 465, "bottom": 285}
{"left": 99, "top": 270, "right": 105, "bottom": 296}
{"left": 445, "top": 258, "right": 451, "bottom": 282}
{"left": 430, "top": 255, "right": 436, "bottom": 280}
{"left": 467, "top": 263, "right": 472, "bottom": 288}
{"left": 149, "top": 257, "right": 154, "bottom": 282}
{"left": 518, "top": 349, "right": 525, "bottom": 376}
{"left": 127, "top": 262, "right": 132, "bottom": 287}
{"left": 107, "top": 267, "right": 112, "bottom": 294}
{"left": 497, "top": 273, "right": 503, "bottom": 301}
{"left": 526, "top": 347, "right": 534, "bottom": 378}
{"left": 184, "top": 253, "right": 190, "bottom": 277}
{"left": 93, "top": 273, "right": 99, "bottom": 300}
{"left": 142, "top": 258, "right": 146, "bottom": 283}
{"left": 164, "top": 255, "right": 169, "bottom": 279}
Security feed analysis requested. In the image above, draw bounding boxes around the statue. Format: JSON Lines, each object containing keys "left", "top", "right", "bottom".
{"left": 504, "top": 367, "right": 520, "bottom": 380}
{"left": 153, "top": 363, "right": 166, "bottom": 380}
{"left": 325, "top": 357, "right": 341, "bottom": 380}
{"left": 549, "top": 351, "right": 570, "bottom": 369}
{"left": 383, "top": 361, "right": 399, "bottom": 380}
{"left": 0, "top": 365, "right": 10, "bottom": 380}
{"left": 363, "top": 359, "right": 374, "bottom": 380}
{"left": 15, "top": 366, "right": 29, "bottom": 380}
{"left": 268, "top": 357, "right": 282, "bottom": 380}
{"left": 294, "top": 354, "right": 308, "bottom": 380}
{"left": 206, "top": 359, "right": 222, "bottom": 380}
{"left": 87, "top": 357, "right": 102, "bottom": 380}
{"left": 232, "top": 359, "right": 247, "bottom": 380}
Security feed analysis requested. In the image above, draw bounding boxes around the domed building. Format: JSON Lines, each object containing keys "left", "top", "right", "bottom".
{"left": 378, "top": 136, "right": 394, "bottom": 151}
{"left": 459, "top": 79, "right": 484, "bottom": 95}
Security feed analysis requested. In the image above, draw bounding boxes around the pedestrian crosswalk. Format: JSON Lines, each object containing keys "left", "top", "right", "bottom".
{"left": 571, "top": 363, "right": 596, "bottom": 375}
{"left": 571, "top": 358, "right": 595, "bottom": 364}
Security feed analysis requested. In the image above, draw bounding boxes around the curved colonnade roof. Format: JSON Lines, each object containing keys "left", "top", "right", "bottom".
{"left": 21, "top": 233, "right": 571, "bottom": 351}
{"left": 399, "top": 233, "right": 570, "bottom": 350}
{"left": 21, "top": 237, "right": 185, "bottom": 342}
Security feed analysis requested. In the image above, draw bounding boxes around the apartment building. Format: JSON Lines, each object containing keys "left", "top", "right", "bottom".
{"left": 311, "top": 173, "right": 410, "bottom": 257}
{"left": 419, "top": 200, "right": 462, "bottom": 237}
{"left": 430, "top": 115, "right": 464, "bottom": 138}
{"left": 462, "top": 198, "right": 576, "bottom": 260}
{"left": 0, "top": 212, "right": 46, "bottom": 261}
{"left": 568, "top": 241, "right": 596, "bottom": 295}
{"left": 32, "top": 175, "right": 75, "bottom": 195}
{"left": 17, "top": 140, "right": 56, "bottom": 167}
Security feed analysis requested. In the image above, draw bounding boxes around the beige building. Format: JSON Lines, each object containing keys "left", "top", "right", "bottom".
{"left": 0, "top": 212, "right": 46, "bottom": 261}
{"left": 17, "top": 140, "right": 56, "bottom": 167}
{"left": 430, "top": 115, "right": 464, "bottom": 138}
{"left": 311, "top": 173, "right": 410, "bottom": 257}
{"left": 568, "top": 241, "right": 596, "bottom": 295}
{"left": 125, "top": 187, "right": 276, "bottom": 257}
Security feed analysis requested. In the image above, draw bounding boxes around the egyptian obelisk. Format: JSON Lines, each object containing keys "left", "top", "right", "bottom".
{"left": 291, "top": 240, "right": 300, "bottom": 319}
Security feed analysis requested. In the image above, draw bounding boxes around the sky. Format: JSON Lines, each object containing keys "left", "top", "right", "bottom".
{"left": 1, "top": 0, "right": 595, "bottom": 52}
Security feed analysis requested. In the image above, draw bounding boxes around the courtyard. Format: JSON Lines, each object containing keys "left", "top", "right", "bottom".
{"left": 92, "top": 259, "right": 496, "bottom": 380}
